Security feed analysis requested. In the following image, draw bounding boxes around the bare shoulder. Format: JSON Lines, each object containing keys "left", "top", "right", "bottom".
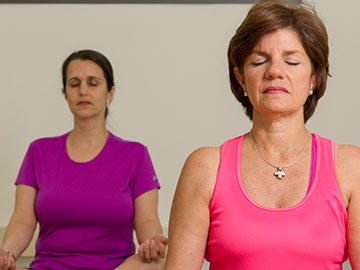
{"left": 336, "top": 144, "right": 360, "bottom": 174}
{"left": 178, "top": 146, "right": 221, "bottom": 202}
{"left": 335, "top": 144, "right": 360, "bottom": 203}
{"left": 184, "top": 147, "right": 221, "bottom": 173}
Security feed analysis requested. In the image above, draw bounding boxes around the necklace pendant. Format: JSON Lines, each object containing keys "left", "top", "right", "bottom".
{"left": 274, "top": 167, "right": 285, "bottom": 179}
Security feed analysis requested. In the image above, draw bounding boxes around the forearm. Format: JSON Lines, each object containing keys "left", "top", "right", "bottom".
{"left": 135, "top": 218, "right": 163, "bottom": 245}
{"left": 2, "top": 215, "right": 36, "bottom": 259}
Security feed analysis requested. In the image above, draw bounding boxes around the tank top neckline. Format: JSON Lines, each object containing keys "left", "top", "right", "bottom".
{"left": 236, "top": 133, "right": 321, "bottom": 212}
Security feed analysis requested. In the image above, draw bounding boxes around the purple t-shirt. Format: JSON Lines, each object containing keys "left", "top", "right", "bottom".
{"left": 15, "top": 132, "right": 160, "bottom": 270}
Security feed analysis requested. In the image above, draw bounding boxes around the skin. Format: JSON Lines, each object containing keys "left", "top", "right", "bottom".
{"left": 237, "top": 29, "right": 316, "bottom": 121}
{"left": 165, "top": 29, "right": 360, "bottom": 269}
{"left": 1, "top": 59, "right": 166, "bottom": 270}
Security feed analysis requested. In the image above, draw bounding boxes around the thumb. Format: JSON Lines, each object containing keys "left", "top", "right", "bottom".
{"left": 157, "top": 235, "right": 168, "bottom": 245}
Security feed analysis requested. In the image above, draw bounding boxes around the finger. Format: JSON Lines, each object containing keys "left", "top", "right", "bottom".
{"left": 3, "top": 256, "right": 8, "bottom": 268}
{"left": 10, "top": 257, "right": 16, "bottom": 270}
{"left": 154, "top": 235, "right": 168, "bottom": 246}
{"left": 13, "top": 256, "right": 18, "bottom": 268}
{"left": 143, "top": 241, "right": 151, "bottom": 262}
{"left": 3, "top": 254, "right": 12, "bottom": 269}
{"left": 153, "top": 240, "right": 166, "bottom": 254}
{"left": 144, "top": 241, "right": 151, "bottom": 262}
{"left": 159, "top": 235, "right": 168, "bottom": 245}
{"left": 156, "top": 241, "right": 166, "bottom": 259}
{"left": 3, "top": 256, "right": 9, "bottom": 269}
{"left": 149, "top": 240, "right": 159, "bottom": 260}
{"left": 10, "top": 260, "right": 16, "bottom": 270}
{"left": 158, "top": 244, "right": 167, "bottom": 258}
{"left": 138, "top": 244, "right": 145, "bottom": 261}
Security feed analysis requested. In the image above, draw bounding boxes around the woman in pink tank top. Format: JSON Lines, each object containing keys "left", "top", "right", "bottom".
{"left": 166, "top": 1, "right": 360, "bottom": 269}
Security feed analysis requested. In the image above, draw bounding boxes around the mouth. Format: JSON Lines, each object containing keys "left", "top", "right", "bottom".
{"left": 263, "top": 86, "right": 289, "bottom": 94}
{"left": 78, "top": 101, "right": 91, "bottom": 105}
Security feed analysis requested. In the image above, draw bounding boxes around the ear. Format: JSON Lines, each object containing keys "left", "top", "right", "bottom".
{"left": 107, "top": 86, "right": 115, "bottom": 102}
{"left": 234, "top": 67, "right": 245, "bottom": 89}
{"left": 310, "top": 74, "right": 317, "bottom": 91}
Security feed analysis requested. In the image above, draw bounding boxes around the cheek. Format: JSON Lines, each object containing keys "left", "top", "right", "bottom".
{"left": 294, "top": 72, "right": 313, "bottom": 91}
{"left": 64, "top": 92, "right": 78, "bottom": 107}
{"left": 243, "top": 69, "right": 262, "bottom": 89}
{"left": 101, "top": 93, "right": 109, "bottom": 102}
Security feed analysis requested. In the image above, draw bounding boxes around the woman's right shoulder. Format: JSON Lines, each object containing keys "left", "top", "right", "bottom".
{"left": 178, "top": 147, "right": 221, "bottom": 202}
{"left": 185, "top": 147, "right": 221, "bottom": 170}
{"left": 27, "top": 133, "right": 68, "bottom": 150}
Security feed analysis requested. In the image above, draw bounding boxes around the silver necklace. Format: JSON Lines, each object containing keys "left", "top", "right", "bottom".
{"left": 249, "top": 132, "right": 308, "bottom": 180}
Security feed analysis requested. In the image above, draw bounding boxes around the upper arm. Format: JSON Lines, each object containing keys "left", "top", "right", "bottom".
{"left": 11, "top": 184, "right": 37, "bottom": 228}
{"left": 348, "top": 187, "right": 360, "bottom": 269}
{"left": 133, "top": 189, "right": 160, "bottom": 232}
{"left": 336, "top": 145, "right": 360, "bottom": 268}
{"left": 165, "top": 147, "right": 220, "bottom": 270}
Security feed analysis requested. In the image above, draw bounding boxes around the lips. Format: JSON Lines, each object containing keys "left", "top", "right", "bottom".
{"left": 263, "top": 86, "right": 289, "bottom": 94}
{"left": 78, "top": 101, "right": 91, "bottom": 105}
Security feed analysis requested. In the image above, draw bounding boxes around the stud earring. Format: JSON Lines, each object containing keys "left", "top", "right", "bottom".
{"left": 106, "top": 100, "right": 110, "bottom": 106}
{"left": 309, "top": 90, "right": 313, "bottom": 95}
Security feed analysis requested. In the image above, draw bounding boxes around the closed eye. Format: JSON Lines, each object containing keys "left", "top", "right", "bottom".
{"left": 88, "top": 78, "right": 100, "bottom": 87}
{"left": 251, "top": 60, "right": 267, "bottom": 66}
{"left": 285, "top": 61, "right": 299, "bottom": 66}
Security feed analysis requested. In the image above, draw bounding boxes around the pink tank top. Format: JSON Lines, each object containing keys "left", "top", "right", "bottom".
{"left": 205, "top": 134, "right": 347, "bottom": 269}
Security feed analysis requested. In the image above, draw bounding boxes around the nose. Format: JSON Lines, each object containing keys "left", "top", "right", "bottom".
{"left": 78, "top": 82, "right": 89, "bottom": 96}
{"left": 264, "top": 59, "right": 285, "bottom": 80}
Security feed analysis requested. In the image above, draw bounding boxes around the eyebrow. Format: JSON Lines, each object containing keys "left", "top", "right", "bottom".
{"left": 283, "top": 50, "right": 304, "bottom": 57}
{"left": 67, "top": 75, "right": 102, "bottom": 82}
{"left": 251, "top": 50, "right": 304, "bottom": 57}
{"left": 251, "top": 50, "right": 268, "bottom": 57}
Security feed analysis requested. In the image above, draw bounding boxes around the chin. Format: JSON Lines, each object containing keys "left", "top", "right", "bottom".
{"left": 76, "top": 111, "right": 106, "bottom": 120}
{"left": 74, "top": 111, "right": 95, "bottom": 119}
{"left": 256, "top": 105, "right": 298, "bottom": 117}
{"left": 259, "top": 100, "right": 299, "bottom": 111}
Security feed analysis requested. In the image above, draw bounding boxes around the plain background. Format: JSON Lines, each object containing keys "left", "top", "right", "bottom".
{"left": 0, "top": 0, "right": 359, "bottom": 235}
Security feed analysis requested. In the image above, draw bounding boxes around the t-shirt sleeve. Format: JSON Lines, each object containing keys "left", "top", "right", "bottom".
{"left": 131, "top": 146, "right": 160, "bottom": 199}
{"left": 15, "top": 143, "right": 38, "bottom": 189}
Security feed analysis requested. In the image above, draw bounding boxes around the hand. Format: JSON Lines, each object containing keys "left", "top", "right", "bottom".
{"left": 138, "top": 234, "right": 168, "bottom": 263}
{"left": 0, "top": 248, "right": 16, "bottom": 270}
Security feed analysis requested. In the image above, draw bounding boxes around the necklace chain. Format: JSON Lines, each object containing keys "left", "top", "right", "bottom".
{"left": 249, "top": 132, "right": 309, "bottom": 179}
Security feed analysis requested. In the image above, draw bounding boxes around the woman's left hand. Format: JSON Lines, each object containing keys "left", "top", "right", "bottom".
{"left": 138, "top": 234, "right": 168, "bottom": 262}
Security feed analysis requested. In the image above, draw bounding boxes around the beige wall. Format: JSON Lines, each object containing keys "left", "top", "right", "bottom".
{"left": 0, "top": 0, "right": 359, "bottom": 235}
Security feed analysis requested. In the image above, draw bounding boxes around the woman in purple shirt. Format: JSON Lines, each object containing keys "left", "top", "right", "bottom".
{"left": 0, "top": 50, "right": 167, "bottom": 270}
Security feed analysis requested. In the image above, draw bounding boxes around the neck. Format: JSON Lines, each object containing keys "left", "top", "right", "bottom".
{"left": 249, "top": 110, "right": 310, "bottom": 164}
{"left": 68, "top": 116, "right": 108, "bottom": 147}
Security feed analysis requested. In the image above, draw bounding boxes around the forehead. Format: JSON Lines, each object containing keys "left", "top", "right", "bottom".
{"left": 253, "top": 28, "right": 306, "bottom": 55}
{"left": 67, "top": 59, "right": 104, "bottom": 79}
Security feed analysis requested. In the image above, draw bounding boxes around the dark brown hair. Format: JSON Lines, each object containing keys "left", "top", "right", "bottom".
{"left": 228, "top": 0, "right": 329, "bottom": 122}
{"left": 62, "top": 49, "right": 114, "bottom": 118}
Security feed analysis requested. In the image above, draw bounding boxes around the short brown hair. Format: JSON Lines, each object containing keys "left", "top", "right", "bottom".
{"left": 228, "top": 0, "right": 329, "bottom": 122}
